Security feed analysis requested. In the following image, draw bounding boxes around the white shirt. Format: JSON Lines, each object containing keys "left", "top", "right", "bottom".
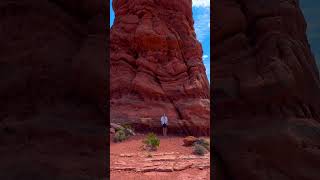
{"left": 160, "top": 115, "right": 168, "bottom": 125}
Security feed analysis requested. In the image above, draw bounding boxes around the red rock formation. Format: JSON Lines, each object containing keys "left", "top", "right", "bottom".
{"left": 110, "top": 0, "right": 210, "bottom": 136}
{"left": 213, "top": 0, "right": 320, "bottom": 179}
{"left": 0, "top": 0, "right": 106, "bottom": 179}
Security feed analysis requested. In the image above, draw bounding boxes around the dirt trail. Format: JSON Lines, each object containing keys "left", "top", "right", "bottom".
{"left": 110, "top": 134, "right": 210, "bottom": 180}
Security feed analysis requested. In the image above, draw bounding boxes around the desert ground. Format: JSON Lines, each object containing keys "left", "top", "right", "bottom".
{"left": 110, "top": 134, "right": 210, "bottom": 180}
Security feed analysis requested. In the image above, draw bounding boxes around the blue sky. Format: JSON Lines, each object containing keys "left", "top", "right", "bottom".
{"left": 300, "top": 1, "right": 320, "bottom": 70}
{"left": 109, "top": 0, "right": 210, "bottom": 82}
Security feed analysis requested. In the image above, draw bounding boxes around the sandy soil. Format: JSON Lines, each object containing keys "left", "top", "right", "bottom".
{"left": 110, "top": 134, "right": 210, "bottom": 180}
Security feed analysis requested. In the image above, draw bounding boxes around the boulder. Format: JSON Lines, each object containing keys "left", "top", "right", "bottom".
{"left": 110, "top": 123, "right": 124, "bottom": 131}
{"left": 110, "top": 128, "right": 116, "bottom": 134}
{"left": 183, "top": 136, "right": 198, "bottom": 146}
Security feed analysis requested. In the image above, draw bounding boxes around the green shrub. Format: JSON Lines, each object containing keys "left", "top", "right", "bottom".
{"left": 194, "top": 138, "right": 210, "bottom": 151}
{"left": 119, "top": 123, "right": 135, "bottom": 136}
{"left": 193, "top": 144, "right": 207, "bottom": 156}
{"left": 122, "top": 123, "right": 133, "bottom": 130}
{"left": 143, "top": 133, "right": 160, "bottom": 151}
{"left": 113, "top": 129, "right": 127, "bottom": 142}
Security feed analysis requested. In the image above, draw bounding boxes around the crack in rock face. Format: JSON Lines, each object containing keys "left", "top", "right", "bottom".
{"left": 213, "top": 0, "right": 320, "bottom": 180}
{"left": 110, "top": 0, "right": 210, "bottom": 135}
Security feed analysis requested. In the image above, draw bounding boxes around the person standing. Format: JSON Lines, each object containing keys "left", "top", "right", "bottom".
{"left": 160, "top": 113, "right": 168, "bottom": 136}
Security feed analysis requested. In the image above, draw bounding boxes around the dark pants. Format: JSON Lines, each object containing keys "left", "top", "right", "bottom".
{"left": 162, "top": 124, "right": 167, "bottom": 136}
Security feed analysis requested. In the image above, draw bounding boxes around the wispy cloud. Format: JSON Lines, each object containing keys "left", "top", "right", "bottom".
{"left": 203, "top": 54, "right": 208, "bottom": 59}
{"left": 192, "top": 0, "right": 210, "bottom": 8}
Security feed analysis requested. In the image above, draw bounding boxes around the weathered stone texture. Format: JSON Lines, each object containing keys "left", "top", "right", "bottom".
{"left": 213, "top": 0, "right": 320, "bottom": 179}
{"left": 110, "top": 0, "right": 210, "bottom": 135}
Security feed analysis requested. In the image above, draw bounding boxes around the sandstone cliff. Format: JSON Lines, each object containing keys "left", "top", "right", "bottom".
{"left": 213, "top": 0, "right": 320, "bottom": 179}
{"left": 0, "top": 0, "right": 107, "bottom": 178}
{"left": 110, "top": 0, "right": 210, "bottom": 135}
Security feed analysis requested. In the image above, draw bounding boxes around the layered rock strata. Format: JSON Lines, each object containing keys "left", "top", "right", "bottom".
{"left": 110, "top": 0, "right": 210, "bottom": 135}
{"left": 213, "top": 0, "right": 320, "bottom": 179}
{"left": 0, "top": 0, "right": 107, "bottom": 179}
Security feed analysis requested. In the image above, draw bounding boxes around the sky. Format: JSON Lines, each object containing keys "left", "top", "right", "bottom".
{"left": 109, "top": 0, "right": 211, "bottom": 82}
{"left": 300, "top": 1, "right": 320, "bottom": 71}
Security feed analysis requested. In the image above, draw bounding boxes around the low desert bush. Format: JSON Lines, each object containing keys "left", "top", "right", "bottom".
{"left": 122, "top": 123, "right": 133, "bottom": 130}
{"left": 193, "top": 144, "right": 207, "bottom": 156}
{"left": 194, "top": 138, "right": 210, "bottom": 151}
{"left": 120, "top": 123, "right": 135, "bottom": 136}
{"left": 113, "top": 129, "right": 127, "bottom": 142}
{"left": 143, "top": 133, "right": 160, "bottom": 151}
